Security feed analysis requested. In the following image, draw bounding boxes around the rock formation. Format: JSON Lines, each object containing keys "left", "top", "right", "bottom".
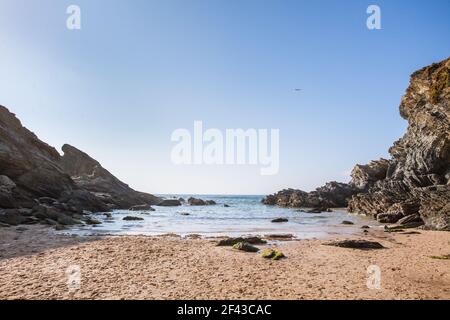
{"left": 348, "top": 57, "right": 449, "bottom": 230}
{"left": 264, "top": 57, "right": 450, "bottom": 230}
{"left": 0, "top": 105, "right": 161, "bottom": 227}
{"left": 59, "top": 144, "right": 161, "bottom": 208}
{"left": 262, "top": 181, "right": 359, "bottom": 209}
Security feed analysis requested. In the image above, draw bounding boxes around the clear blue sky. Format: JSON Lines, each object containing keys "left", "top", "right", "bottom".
{"left": 0, "top": 0, "right": 449, "bottom": 194}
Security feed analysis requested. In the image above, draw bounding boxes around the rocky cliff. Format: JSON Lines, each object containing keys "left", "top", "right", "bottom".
{"left": 59, "top": 144, "right": 161, "bottom": 208}
{"left": 348, "top": 58, "right": 450, "bottom": 230}
{"left": 263, "top": 57, "right": 450, "bottom": 230}
{"left": 0, "top": 105, "right": 160, "bottom": 227}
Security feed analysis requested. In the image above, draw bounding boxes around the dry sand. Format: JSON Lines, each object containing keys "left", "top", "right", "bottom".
{"left": 0, "top": 225, "right": 449, "bottom": 300}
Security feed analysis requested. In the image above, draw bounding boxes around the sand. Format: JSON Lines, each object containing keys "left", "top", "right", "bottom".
{"left": 0, "top": 225, "right": 449, "bottom": 300}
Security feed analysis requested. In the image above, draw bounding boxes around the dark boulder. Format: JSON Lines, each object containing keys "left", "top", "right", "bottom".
{"left": 123, "top": 216, "right": 144, "bottom": 221}
{"left": 217, "top": 237, "right": 267, "bottom": 246}
{"left": 157, "top": 199, "right": 182, "bottom": 207}
{"left": 324, "top": 239, "right": 384, "bottom": 249}
{"left": 271, "top": 218, "right": 288, "bottom": 223}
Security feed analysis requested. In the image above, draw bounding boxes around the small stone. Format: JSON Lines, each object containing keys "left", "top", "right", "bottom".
{"left": 342, "top": 220, "right": 354, "bottom": 225}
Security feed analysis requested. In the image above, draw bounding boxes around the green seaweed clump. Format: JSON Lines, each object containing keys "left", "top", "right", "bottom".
{"left": 430, "top": 254, "right": 450, "bottom": 260}
{"left": 260, "top": 248, "right": 286, "bottom": 260}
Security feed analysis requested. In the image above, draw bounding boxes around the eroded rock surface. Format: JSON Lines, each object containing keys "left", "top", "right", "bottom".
{"left": 263, "top": 58, "right": 450, "bottom": 231}
{"left": 348, "top": 58, "right": 450, "bottom": 230}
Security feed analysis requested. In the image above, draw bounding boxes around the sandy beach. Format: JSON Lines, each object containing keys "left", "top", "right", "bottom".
{"left": 0, "top": 226, "right": 449, "bottom": 300}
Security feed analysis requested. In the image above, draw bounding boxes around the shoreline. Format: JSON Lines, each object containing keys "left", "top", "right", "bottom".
{"left": 1, "top": 225, "right": 449, "bottom": 300}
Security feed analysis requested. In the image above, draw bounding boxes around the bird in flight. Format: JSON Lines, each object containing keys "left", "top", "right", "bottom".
{"left": 294, "top": 88, "right": 302, "bottom": 92}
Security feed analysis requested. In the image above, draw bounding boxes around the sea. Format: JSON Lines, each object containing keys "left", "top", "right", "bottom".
{"left": 65, "top": 195, "right": 381, "bottom": 239}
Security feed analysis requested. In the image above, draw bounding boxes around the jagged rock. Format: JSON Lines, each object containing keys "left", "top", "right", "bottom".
{"left": 398, "top": 214, "right": 423, "bottom": 225}
{"left": 217, "top": 237, "right": 267, "bottom": 246}
{"left": 157, "top": 199, "right": 182, "bottom": 207}
{"left": 271, "top": 218, "right": 288, "bottom": 223}
{"left": 232, "top": 242, "right": 259, "bottom": 252}
{"left": 263, "top": 59, "right": 449, "bottom": 231}
{"left": 351, "top": 159, "right": 390, "bottom": 190}
{"left": 0, "top": 105, "right": 161, "bottom": 226}
{"left": 377, "top": 212, "right": 403, "bottom": 224}
{"left": 324, "top": 240, "right": 384, "bottom": 249}
{"left": 347, "top": 58, "right": 450, "bottom": 231}
{"left": 123, "top": 216, "right": 144, "bottom": 221}
{"left": 129, "top": 204, "right": 155, "bottom": 211}
{"left": 0, "top": 106, "right": 75, "bottom": 205}
{"left": 260, "top": 248, "right": 286, "bottom": 260}
{"left": 414, "top": 185, "right": 450, "bottom": 230}
{"left": 262, "top": 182, "right": 359, "bottom": 208}
{"left": 59, "top": 144, "right": 161, "bottom": 208}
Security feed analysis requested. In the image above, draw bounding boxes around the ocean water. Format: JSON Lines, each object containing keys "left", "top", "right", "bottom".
{"left": 66, "top": 195, "right": 381, "bottom": 239}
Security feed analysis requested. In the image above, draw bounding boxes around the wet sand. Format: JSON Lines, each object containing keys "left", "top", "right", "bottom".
{"left": 0, "top": 225, "right": 449, "bottom": 300}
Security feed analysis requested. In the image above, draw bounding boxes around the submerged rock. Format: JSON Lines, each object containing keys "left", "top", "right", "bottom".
{"left": 123, "top": 216, "right": 144, "bottom": 221}
{"left": 324, "top": 239, "right": 384, "bottom": 249}
{"left": 129, "top": 204, "right": 155, "bottom": 211}
{"left": 341, "top": 220, "right": 354, "bottom": 225}
{"left": 264, "top": 234, "right": 294, "bottom": 240}
{"left": 187, "top": 197, "right": 216, "bottom": 206}
{"left": 232, "top": 242, "right": 259, "bottom": 252}
{"left": 84, "top": 218, "right": 102, "bottom": 225}
{"left": 156, "top": 199, "right": 182, "bottom": 207}
{"left": 271, "top": 218, "right": 288, "bottom": 223}
{"left": 260, "top": 248, "right": 286, "bottom": 260}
